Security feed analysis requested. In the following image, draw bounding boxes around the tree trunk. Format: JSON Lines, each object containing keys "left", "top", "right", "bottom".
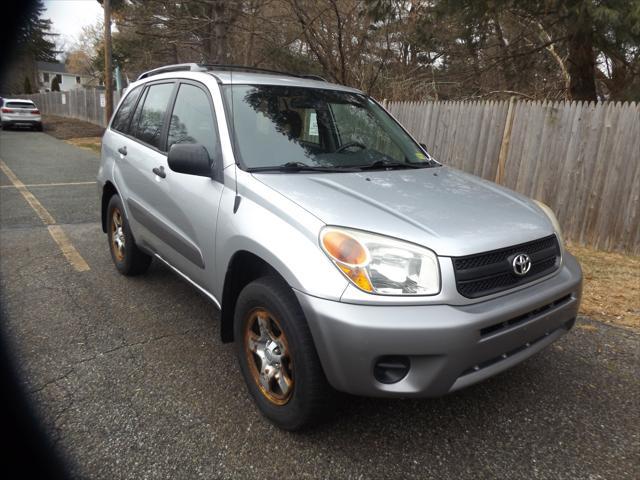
{"left": 203, "top": 0, "right": 230, "bottom": 64}
{"left": 244, "top": 0, "right": 259, "bottom": 66}
{"left": 566, "top": 5, "right": 597, "bottom": 101}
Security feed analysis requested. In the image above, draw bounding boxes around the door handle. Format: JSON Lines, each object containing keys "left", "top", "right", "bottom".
{"left": 117, "top": 146, "right": 127, "bottom": 156}
{"left": 152, "top": 166, "right": 166, "bottom": 178}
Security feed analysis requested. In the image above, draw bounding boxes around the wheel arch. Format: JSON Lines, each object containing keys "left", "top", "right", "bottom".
{"left": 101, "top": 181, "right": 119, "bottom": 233}
{"left": 220, "top": 250, "right": 293, "bottom": 343}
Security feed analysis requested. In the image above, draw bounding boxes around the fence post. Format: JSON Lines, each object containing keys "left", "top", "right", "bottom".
{"left": 495, "top": 96, "right": 517, "bottom": 185}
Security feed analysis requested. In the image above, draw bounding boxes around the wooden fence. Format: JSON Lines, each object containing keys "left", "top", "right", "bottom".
{"left": 22, "top": 89, "right": 121, "bottom": 127}
{"left": 19, "top": 90, "right": 639, "bottom": 254}
{"left": 385, "top": 99, "right": 639, "bottom": 255}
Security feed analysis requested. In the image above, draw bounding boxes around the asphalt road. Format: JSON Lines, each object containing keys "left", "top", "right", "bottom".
{"left": 0, "top": 129, "right": 638, "bottom": 479}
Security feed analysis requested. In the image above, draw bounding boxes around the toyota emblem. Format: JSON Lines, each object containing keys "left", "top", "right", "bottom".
{"left": 512, "top": 253, "right": 532, "bottom": 276}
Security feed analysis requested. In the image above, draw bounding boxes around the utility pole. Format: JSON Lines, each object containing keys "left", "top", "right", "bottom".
{"left": 103, "top": 0, "right": 113, "bottom": 122}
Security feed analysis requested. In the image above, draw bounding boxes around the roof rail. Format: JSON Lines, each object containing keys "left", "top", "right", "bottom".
{"left": 137, "top": 63, "right": 207, "bottom": 81}
{"left": 299, "top": 74, "right": 328, "bottom": 82}
{"left": 136, "top": 62, "right": 329, "bottom": 83}
{"left": 201, "top": 64, "right": 328, "bottom": 82}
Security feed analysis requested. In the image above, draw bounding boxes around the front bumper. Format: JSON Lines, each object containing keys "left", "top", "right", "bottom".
{"left": 296, "top": 252, "right": 582, "bottom": 397}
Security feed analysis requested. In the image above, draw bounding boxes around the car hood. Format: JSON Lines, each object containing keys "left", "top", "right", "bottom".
{"left": 252, "top": 167, "right": 554, "bottom": 257}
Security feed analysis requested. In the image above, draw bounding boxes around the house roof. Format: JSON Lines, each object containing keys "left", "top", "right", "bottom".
{"left": 36, "top": 61, "right": 67, "bottom": 74}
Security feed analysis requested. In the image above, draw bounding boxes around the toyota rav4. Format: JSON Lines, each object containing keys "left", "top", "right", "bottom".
{"left": 98, "top": 63, "right": 582, "bottom": 430}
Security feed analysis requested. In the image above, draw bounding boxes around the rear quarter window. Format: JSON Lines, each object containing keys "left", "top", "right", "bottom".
{"left": 111, "top": 87, "right": 142, "bottom": 134}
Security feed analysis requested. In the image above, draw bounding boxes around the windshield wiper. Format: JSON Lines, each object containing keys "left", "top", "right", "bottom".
{"left": 357, "top": 160, "right": 433, "bottom": 170}
{"left": 248, "top": 162, "right": 358, "bottom": 173}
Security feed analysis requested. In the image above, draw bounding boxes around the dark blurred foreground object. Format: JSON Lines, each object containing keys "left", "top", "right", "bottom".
{"left": 0, "top": 1, "right": 71, "bottom": 477}
{"left": 0, "top": 0, "right": 58, "bottom": 93}
{"left": 0, "top": 329, "right": 70, "bottom": 479}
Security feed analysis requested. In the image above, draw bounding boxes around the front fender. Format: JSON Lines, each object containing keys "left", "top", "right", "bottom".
{"left": 214, "top": 169, "right": 348, "bottom": 303}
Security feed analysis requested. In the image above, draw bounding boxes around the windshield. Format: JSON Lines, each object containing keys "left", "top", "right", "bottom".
{"left": 223, "top": 85, "right": 433, "bottom": 171}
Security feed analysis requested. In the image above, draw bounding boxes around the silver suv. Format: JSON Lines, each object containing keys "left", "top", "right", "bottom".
{"left": 98, "top": 64, "right": 582, "bottom": 430}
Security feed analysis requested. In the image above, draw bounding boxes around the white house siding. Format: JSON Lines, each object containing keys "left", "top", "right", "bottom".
{"left": 38, "top": 71, "right": 92, "bottom": 93}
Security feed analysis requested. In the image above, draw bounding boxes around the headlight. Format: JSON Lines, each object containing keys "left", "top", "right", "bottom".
{"left": 320, "top": 227, "right": 440, "bottom": 295}
{"left": 533, "top": 200, "right": 563, "bottom": 244}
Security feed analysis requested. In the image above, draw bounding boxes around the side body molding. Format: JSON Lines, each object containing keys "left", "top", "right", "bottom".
{"left": 127, "top": 198, "right": 205, "bottom": 269}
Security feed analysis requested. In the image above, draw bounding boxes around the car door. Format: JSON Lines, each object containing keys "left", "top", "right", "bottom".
{"left": 112, "top": 80, "right": 177, "bottom": 259}
{"left": 149, "top": 80, "right": 225, "bottom": 290}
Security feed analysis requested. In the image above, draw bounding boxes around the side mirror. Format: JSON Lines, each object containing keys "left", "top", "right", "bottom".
{"left": 419, "top": 143, "right": 428, "bottom": 151}
{"left": 167, "top": 143, "right": 213, "bottom": 178}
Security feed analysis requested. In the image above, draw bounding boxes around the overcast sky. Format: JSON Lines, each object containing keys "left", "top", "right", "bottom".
{"left": 44, "top": 0, "right": 103, "bottom": 46}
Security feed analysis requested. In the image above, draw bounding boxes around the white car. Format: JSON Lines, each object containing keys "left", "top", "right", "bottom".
{"left": 0, "top": 99, "right": 43, "bottom": 131}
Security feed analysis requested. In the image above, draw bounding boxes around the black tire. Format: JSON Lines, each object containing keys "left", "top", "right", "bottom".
{"left": 234, "top": 276, "right": 333, "bottom": 430}
{"left": 35, "top": 123, "right": 43, "bottom": 132}
{"left": 106, "top": 195, "right": 151, "bottom": 276}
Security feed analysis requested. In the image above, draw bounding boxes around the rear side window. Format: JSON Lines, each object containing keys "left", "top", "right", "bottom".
{"left": 167, "top": 84, "right": 218, "bottom": 159}
{"left": 111, "top": 87, "right": 141, "bottom": 134}
{"left": 131, "top": 82, "right": 174, "bottom": 150}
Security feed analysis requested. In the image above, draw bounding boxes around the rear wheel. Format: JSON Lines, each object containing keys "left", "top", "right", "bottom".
{"left": 234, "top": 277, "right": 332, "bottom": 430}
{"left": 106, "top": 195, "right": 151, "bottom": 276}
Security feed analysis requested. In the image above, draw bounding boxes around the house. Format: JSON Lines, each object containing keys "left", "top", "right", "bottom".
{"left": 36, "top": 61, "right": 96, "bottom": 92}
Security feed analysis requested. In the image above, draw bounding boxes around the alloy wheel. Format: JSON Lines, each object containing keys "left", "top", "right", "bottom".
{"left": 111, "top": 207, "right": 126, "bottom": 262}
{"left": 243, "top": 308, "right": 294, "bottom": 405}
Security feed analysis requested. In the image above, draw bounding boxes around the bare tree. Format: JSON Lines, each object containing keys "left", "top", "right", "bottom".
{"left": 89, "top": 0, "right": 639, "bottom": 101}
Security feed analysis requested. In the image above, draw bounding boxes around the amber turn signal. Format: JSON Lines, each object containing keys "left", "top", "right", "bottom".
{"left": 321, "top": 230, "right": 368, "bottom": 266}
{"left": 321, "top": 229, "right": 374, "bottom": 291}
{"left": 338, "top": 265, "right": 373, "bottom": 291}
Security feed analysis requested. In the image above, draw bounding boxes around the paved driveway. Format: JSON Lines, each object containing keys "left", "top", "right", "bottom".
{"left": 0, "top": 129, "right": 638, "bottom": 479}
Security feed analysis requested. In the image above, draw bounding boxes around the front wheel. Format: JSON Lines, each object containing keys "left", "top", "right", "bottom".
{"left": 234, "top": 277, "right": 333, "bottom": 430}
{"left": 106, "top": 195, "right": 151, "bottom": 276}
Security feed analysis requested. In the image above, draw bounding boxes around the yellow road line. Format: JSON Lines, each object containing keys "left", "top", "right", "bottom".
{"left": 0, "top": 158, "right": 90, "bottom": 272}
{"left": 0, "top": 160, "right": 56, "bottom": 224}
{"left": 0, "top": 181, "right": 95, "bottom": 189}
{"left": 47, "top": 225, "right": 91, "bottom": 272}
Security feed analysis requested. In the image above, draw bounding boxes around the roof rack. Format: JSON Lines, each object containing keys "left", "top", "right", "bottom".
{"left": 202, "top": 64, "right": 327, "bottom": 82}
{"left": 137, "top": 63, "right": 207, "bottom": 81}
{"left": 136, "top": 62, "right": 328, "bottom": 83}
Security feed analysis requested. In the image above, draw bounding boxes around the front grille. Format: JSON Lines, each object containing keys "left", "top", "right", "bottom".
{"left": 453, "top": 235, "right": 561, "bottom": 298}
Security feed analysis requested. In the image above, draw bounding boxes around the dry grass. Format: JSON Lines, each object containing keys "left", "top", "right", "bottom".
{"left": 65, "top": 137, "right": 102, "bottom": 154}
{"left": 567, "top": 243, "right": 640, "bottom": 329}
{"left": 42, "top": 114, "right": 104, "bottom": 140}
{"left": 38, "top": 115, "right": 103, "bottom": 154}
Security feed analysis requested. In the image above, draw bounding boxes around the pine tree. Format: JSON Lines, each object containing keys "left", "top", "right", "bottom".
{"left": 0, "top": 0, "right": 58, "bottom": 93}
{"left": 14, "top": 0, "right": 58, "bottom": 62}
